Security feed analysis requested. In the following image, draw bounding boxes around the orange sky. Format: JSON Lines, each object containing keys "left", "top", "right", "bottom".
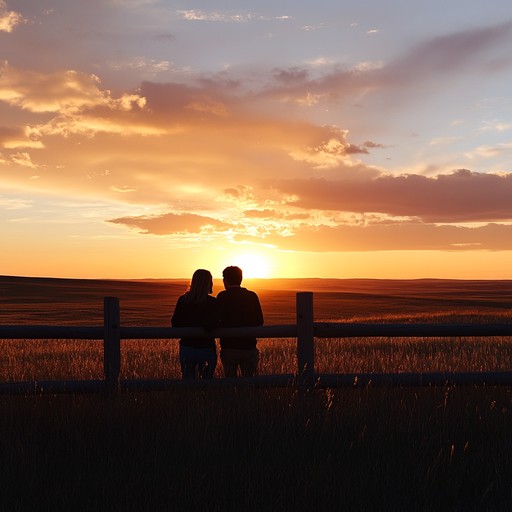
{"left": 1, "top": 2, "right": 512, "bottom": 280}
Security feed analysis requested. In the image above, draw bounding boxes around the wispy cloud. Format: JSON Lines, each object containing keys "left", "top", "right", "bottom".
{"left": 467, "top": 143, "right": 512, "bottom": 159}
{"left": 480, "top": 120, "right": 512, "bottom": 132}
{"left": 257, "top": 22, "right": 512, "bottom": 105}
{"left": 11, "top": 151, "right": 38, "bottom": 168}
{"left": 0, "top": 196, "right": 32, "bottom": 209}
{"left": 0, "top": 0, "right": 25, "bottom": 32}
{"left": 177, "top": 10, "right": 259, "bottom": 22}
{"left": 236, "top": 222, "right": 512, "bottom": 252}
{"left": 108, "top": 212, "right": 230, "bottom": 235}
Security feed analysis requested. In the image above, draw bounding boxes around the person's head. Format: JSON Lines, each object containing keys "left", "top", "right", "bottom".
{"left": 185, "top": 269, "right": 213, "bottom": 303}
{"left": 222, "top": 266, "right": 243, "bottom": 287}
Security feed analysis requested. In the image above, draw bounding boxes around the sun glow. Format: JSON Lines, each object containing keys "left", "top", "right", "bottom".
{"left": 231, "top": 252, "right": 273, "bottom": 279}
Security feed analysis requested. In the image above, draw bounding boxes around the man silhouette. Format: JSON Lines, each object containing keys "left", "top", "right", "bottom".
{"left": 216, "top": 266, "right": 264, "bottom": 377}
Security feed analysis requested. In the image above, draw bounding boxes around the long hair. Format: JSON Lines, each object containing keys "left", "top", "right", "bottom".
{"left": 183, "top": 269, "right": 213, "bottom": 304}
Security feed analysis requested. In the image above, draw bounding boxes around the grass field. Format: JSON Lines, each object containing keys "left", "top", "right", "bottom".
{"left": 2, "top": 385, "right": 512, "bottom": 511}
{"left": 2, "top": 276, "right": 512, "bottom": 511}
{"left": 2, "top": 333, "right": 512, "bottom": 382}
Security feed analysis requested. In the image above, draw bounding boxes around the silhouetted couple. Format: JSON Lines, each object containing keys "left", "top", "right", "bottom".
{"left": 171, "top": 266, "right": 264, "bottom": 380}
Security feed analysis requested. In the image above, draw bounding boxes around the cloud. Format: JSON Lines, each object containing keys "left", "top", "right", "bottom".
{"left": 108, "top": 212, "right": 230, "bottom": 235}
{"left": 106, "top": 169, "right": 506, "bottom": 255}
{"left": 480, "top": 121, "right": 512, "bottom": 133}
{"left": 468, "top": 142, "right": 512, "bottom": 159}
{"left": 0, "top": 126, "right": 43, "bottom": 149}
{"left": 10, "top": 151, "right": 37, "bottom": 168}
{"left": 132, "top": 80, "right": 379, "bottom": 177}
{"left": 257, "top": 22, "right": 512, "bottom": 106}
{"left": 154, "top": 32, "right": 176, "bottom": 42}
{"left": 271, "top": 169, "right": 512, "bottom": 222}
{"left": 243, "top": 209, "right": 310, "bottom": 220}
{"left": 0, "top": 1, "right": 25, "bottom": 32}
{"left": 0, "top": 195, "right": 32, "bottom": 209}
{"left": 108, "top": 57, "right": 171, "bottom": 74}
{"left": 236, "top": 222, "right": 512, "bottom": 252}
{"left": 0, "top": 62, "right": 158, "bottom": 143}
{"left": 30, "top": 111, "right": 164, "bottom": 139}
{"left": 177, "top": 10, "right": 258, "bottom": 22}
{"left": 290, "top": 133, "right": 384, "bottom": 166}
{"left": 288, "top": 127, "right": 373, "bottom": 169}
{"left": 390, "top": 21, "right": 512, "bottom": 75}
{"left": 0, "top": 62, "right": 146, "bottom": 114}
{"left": 138, "top": 80, "right": 236, "bottom": 120}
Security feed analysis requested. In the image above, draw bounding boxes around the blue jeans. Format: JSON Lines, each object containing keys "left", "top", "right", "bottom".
{"left": 179, "top": 345, "right": 217, "bottom": 379}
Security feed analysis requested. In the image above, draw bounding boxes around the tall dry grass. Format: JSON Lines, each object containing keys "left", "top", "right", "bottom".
{"left": 2, "top": 298, "right": 512, "bottom": 510}
{"left": 2, "top": 308, "right": 512, "bottom": 381}
{"left": 2, "top": 334, "right": 512, "bottom": 382}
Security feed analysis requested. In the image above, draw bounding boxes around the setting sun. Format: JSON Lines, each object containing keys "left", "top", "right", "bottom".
{"left": 231, "top": 252, "right": 273, "bottom": 279}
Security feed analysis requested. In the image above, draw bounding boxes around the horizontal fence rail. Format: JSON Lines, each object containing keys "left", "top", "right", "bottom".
{"left": 0, "top": 326, "right": 104, "bottom": 339}
{"left": 314, "top": 323, "right": 512, "bottom": 338}
{"left": 2, "top": 323, "right": 512, "bottom": 340}
{"left": 1, "top": 292, "right": 512, "bottom": 394}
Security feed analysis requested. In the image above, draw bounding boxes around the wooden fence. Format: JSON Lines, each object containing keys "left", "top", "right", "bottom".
{"left": 1, "top": 292, "right": 512, "bottom": 394}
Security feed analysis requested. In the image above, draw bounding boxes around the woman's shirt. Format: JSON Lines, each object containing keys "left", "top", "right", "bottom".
{"left": 171, "top": 295, "right": 218, "bottom": 349}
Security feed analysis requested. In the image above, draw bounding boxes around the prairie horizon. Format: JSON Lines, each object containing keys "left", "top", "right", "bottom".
{"left": 2, "top": 274, "right": 512, "bottom": 326}
{"left": 3, "top": 273, "right": 512, "bottom": 384}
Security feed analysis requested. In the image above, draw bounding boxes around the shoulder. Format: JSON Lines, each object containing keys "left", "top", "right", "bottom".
{"left": 175, "top": 294, "right": 187, "bottom": 305}
{"left": 242, "top": 288, "right": 259, "bottom": 298}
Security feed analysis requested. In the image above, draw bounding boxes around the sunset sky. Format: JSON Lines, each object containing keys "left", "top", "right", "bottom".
{"left": 1, "top": 1, "right": 512, "bottom": 280}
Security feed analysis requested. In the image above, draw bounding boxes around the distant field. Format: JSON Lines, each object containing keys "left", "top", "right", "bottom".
{"left": 2, "top": 275, "right": 512, "bottom": 325}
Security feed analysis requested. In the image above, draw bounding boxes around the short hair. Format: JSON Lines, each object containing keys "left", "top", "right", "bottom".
{"left": 222, "top": 266, "right": 243, "bottom": 286}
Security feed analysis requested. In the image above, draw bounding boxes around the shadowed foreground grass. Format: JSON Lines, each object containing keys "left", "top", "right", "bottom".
{"left": 2, "top": 385, "right": 512, "bottom": 512}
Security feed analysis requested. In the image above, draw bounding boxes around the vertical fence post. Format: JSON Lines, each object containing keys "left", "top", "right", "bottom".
{"left": 104, "top": 296, "right": 121, "bottom": 394}
{"left": 296, "top": 292, "right": 315, "bottom": 388}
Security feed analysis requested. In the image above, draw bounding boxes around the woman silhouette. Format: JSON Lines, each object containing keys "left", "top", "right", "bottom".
{"left": 171, "top": 269, "right": 218, "bottom": 379}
